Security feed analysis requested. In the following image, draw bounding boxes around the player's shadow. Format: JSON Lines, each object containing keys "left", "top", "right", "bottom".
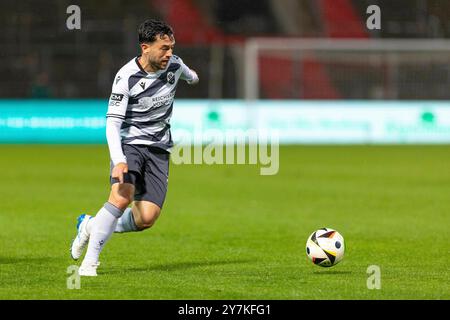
{"left": 107, "top": 259, "right": 253, "bottom": 274}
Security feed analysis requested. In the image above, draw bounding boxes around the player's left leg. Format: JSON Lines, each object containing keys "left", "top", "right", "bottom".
{"left": 115, "top": 146, "right": 169, "bottom": 233}
{"left": 115, "top": 201, "right": 161, "bottom": 232}
{"left": 132, "top": 200, "right": 162, "bottom": 230}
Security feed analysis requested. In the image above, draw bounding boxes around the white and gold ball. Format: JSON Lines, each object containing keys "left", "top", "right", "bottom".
{"left": 306, "top": 228, "right": 345, "bottom": 267}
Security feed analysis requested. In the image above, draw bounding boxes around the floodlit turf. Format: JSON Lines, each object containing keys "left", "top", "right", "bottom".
{"left": 0, "top": 145, "right": 448, "bottom": 299}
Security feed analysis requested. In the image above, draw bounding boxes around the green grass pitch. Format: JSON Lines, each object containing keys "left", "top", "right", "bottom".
{"left": 0, "top": 145, "right": 448, "bottom": 299}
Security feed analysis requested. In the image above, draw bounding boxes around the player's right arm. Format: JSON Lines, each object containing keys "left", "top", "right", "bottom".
{"left": 106, "top": 73, "right": 129, "bottom": 184}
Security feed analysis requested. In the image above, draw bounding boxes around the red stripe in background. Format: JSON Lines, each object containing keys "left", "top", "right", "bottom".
{"left": 318, "top": 0, "right": 369, "bottom": 38}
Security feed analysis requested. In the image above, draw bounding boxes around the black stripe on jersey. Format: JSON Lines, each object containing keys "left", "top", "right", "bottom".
{"left": 121, "top": 121, "right": 160, "bottom": 130}
{"left": 122, "top": 108, "right": 173, "bottom": 130}
{"left": 122, "top": 125, "right": 171, "bottom": 144}
{"left": 133, "top": 78, "right": 165, "bottom": 100}
{"left": 125, "top": 99, "right": 174, "bottom": 118}
{"left": 165, "top": 63, "right": 181, "bottom": 73}
{"left": 106, "top": 114, "right": 126, "bottom": 120}
{"left": 129, "top": 88, "right": 176, "bottom": 106}
{"left": 153, "top": 103, "right": 173, "bottom": 122}
{"left": 127, "top": 57, "right": 148, "bottom": 90}
{"left": 128, "top": 97, "right": 139, "bottom": 105}
{"left": 122, "top": 109, "right": 173, "bottom": 129}
{"left": 128, "top": 72, "right": 147, "bottom": 91}
{"left": 124, "top": 109, "right": 149, "bottom": 118}
{"left": 133, "top": 64, "right": 180, "bottom": 100}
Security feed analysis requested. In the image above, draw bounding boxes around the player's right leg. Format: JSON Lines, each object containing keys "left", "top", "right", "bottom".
{"left": 69, "top": 183, "right": 135, "bottom": 261}
{"left": 72, "top": 144, "right": 144, "bottom": 266}
{"left": 78, "top": 182, "right": 135, "bottom": 276}
{"left": 70, "top": 213, "right": 93, "bottom": 260}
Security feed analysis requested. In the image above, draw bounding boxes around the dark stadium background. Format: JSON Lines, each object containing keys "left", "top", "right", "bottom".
{"left": 2, "top": 0, "right": 450, "bottom": 100}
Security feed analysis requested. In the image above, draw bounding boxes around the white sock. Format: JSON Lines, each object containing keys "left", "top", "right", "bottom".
{"left": 82, "top": 202, "right": 123, "bottom": 265}
{"left": 115, "top": 208, "right": 139, "bottom": 233}
{"left": 86, "top": 217, "right": 94, "bottom": 234}
{"left": 85, "top": 207, "right": 138, "bottom": 234}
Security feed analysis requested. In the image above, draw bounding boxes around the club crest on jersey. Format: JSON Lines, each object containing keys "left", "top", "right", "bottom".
{"left": 167, "top": 72, "right": 175, "bottom": 84}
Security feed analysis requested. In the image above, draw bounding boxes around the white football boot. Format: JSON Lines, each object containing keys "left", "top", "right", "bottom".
{"left": 70, "top": 214, "right": 92, "bottom": 260}
{"left": 78, "top": 261, "right": 100, "bottom": 277}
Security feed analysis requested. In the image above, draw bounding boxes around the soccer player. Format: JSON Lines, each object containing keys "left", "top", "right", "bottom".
{"left": 70, "top": 19, "right": 199, "bottom": 276}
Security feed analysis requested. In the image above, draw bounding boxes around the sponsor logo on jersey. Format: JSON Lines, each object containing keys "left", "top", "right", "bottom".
{"left": 110, "top": 93, "right": 124, "bottom": 101}
{"left": 140, "top": 81, "right": 146, "bottom": 90}
{"left": 167, "top": 72, "right": 175, "bottom": 84}
{"left": 115, "top": 75, "right": 122, "bottom": 84}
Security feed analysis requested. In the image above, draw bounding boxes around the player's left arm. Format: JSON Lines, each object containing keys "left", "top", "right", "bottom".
{"left": 178, "top": 57, "right": 199, "bottom": 85}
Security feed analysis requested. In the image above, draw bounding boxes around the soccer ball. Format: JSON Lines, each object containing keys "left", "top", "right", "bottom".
{"left": 306, "top": 228, "right": 345, "bottom": 267}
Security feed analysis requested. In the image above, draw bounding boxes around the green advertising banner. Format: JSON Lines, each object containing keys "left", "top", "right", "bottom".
{"left": 0, "top": 100, "right": 107, "bottom": 143}
{"left": 0, "top": 99, "right": 449, "bottom": 144}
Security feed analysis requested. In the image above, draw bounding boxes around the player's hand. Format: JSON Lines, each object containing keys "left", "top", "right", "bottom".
{"left": 187, "top": 69, "right": 199, "bottom": 85}
{"left": 112, "top": 162, "right": 128, "bottom": 184}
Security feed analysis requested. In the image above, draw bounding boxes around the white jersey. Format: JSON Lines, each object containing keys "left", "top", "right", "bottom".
{"left": 106, "top": 55, "right": 197, "bottom": 151}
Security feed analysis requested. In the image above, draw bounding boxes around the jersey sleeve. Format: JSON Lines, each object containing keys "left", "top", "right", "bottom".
{"left": 106, "top": 117, "right": 127, "bottom": 165}
{"left": 106, "top": 72, "right": 128, "bottom": 165}
{"left": 178, "top": 57, "right": 199, "bottom": 84}
{"left": 106, "top": 73, "right": 129, "bottom": 119}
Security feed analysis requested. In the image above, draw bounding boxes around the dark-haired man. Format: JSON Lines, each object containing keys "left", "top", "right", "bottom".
{"left": 70, "top": 19, "right": 199, "bottom": 276}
